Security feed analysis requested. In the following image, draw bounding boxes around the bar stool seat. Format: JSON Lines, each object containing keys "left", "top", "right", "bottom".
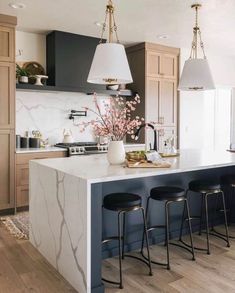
{"left": 103, "top": 193, "right": 141, "bottom": 211}
{"left": 151, "top": 186, "right": 185, "bottom": 201}
{"left": 142, "top": 186, "right": 195, "bottom": 270}
{"left": 189, "top": 180, "right": 221, "bottom": 193}
{"left": 102, "top": 192, "right": 152, "bottom": 289}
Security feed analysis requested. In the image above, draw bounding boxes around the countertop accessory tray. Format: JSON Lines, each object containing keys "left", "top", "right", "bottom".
{"left": 126, "top": 160, "right": 171, "bottom": 168}
{"left": 159, "top": 152, "right": 180, "bottom": 158}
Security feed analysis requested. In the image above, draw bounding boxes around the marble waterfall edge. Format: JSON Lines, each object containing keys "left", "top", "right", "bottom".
{"left": 29, "top": 161, "right": 90, "bottom": 293}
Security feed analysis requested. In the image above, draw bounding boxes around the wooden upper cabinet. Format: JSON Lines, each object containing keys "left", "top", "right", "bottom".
{"left": 160, "top": 54, "right": 177, "bottom": 79}
{"left": 0, "top": 25, "right": 15, "bottom": 62}
{"left": 146, "top": 51, "right": 161, "bottom": 78}
{"left": 0, "top": 62, "right": 15, "bottom": 129}
{"left": 147, "top": 51, "right": 177, "bottom": 79}
{"left": 159, "top": 79, "right": 177, "bottom": 127}
{"left": 0, "top": 129, "right": 15, "bottom": 209}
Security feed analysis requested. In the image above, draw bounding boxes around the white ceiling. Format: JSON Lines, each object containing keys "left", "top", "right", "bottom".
{"left": 1, "top": 0, "right": 235, "bottom": 57}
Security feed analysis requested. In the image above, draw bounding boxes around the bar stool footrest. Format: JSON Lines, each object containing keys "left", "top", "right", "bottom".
{"left": 102, "top": 277, "right": 122, "bottom": 288}
{"left": 209, "top": 228, "right": 232, "bottom": 244}
{"left": 179, "top": 238, "right": 208, "bottom": 252}
{"left": 141, "top": 249, "right": 168, "bottom": 267}
{"left": 124, "top": 254, "right": 152, "bottom": 273}
{"left": 169, "top": 241, "right": 195, "bottom": 260}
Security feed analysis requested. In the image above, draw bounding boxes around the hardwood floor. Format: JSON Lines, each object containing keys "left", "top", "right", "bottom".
{"left": 1, "top": 223, "right": 235, "bottom": 292}
{"left": 103, "top": 226, "right": 235, "bottom": 293}
{"left": 0, "top": 223, "right": 76, "bottom": 292}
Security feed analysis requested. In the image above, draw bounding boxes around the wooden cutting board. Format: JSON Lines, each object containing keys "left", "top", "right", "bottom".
{"left": 126, "top": 160, "right": 171, "bottom": 168}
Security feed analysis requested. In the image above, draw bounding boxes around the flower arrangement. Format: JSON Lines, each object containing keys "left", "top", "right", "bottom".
{"left": 79, "top": 94, "right": 144, "bottom": 141}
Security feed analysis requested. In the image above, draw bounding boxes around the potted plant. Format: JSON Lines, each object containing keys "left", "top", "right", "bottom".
{"left": 78, "top": 94, "right": 144, "bottom": 165}
{"left": 16, "top": 64, "right": 30, "bottom": 84}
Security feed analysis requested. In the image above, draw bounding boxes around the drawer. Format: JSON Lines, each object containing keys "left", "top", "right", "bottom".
{"left": 16, "top": 151, "right": 67, "bottom": 165}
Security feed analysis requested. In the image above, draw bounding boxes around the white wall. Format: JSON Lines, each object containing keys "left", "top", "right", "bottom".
{"left": 179, "top": 47, "right": 235, "bottom": 150}
{"left": 16, "top": 31, "right": 46, "bottom": 70}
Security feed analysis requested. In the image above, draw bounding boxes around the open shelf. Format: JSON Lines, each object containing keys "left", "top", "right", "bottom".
{"left": 16, "top": 83, "right": 134, "bottom": 97}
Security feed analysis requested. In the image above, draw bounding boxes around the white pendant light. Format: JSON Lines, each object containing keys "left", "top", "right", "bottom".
{"left": 178, "top": 4, "right": 215, "bottom": 91}
{"left": 87, "top": 0, "right": 133, "bottom": 85}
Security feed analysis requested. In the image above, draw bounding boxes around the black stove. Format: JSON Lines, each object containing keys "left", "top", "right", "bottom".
{"left": 55, "top": 142, "right": 108, "bottom": 156}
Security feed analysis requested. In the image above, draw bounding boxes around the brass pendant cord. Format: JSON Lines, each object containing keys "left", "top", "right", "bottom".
{"left": 189, "top": 4, "right": 206, "bottom": 59}
{"left": 100, "top": 0, "right": 120, "bottom": 43}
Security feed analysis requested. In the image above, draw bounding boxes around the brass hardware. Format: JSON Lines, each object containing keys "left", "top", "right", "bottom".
{"left": 158, "top": 117, "right": 164, "bottom": 125}
{"left": 103, "top": 78, "right": 118, "bottom": 83}
{"left": 189, "top": 3, "right": 206, "bottom": 60}
{"left": 100, "top": 0, "right": 119, "bottom": 44}
{"left": 188, "top": 87, "right": 203, "bottom": 90}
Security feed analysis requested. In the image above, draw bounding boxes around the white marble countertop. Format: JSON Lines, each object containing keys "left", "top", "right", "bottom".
{"left": 30, "top": 149, "right": 235, "bottom": 184}
{"left": 16, "top": 147, "right": 67, "bottom": 154}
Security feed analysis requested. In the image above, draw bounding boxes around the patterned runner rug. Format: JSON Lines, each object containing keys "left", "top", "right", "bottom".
{"left": 0, "top": 212, "right": 29, "bottom": 240}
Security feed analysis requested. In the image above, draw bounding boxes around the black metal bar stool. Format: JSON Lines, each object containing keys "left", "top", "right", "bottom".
{"left": 141, "top": 186, "right": 195, "bottom": 270}
{"left": 213, "top": 174, "right": 235, "bottom": 239}
{"left": 102, "top": 193, "right": 152, "bottom": 289}
{"left": 179, "top": 179, "right": 230, "bottom": 255}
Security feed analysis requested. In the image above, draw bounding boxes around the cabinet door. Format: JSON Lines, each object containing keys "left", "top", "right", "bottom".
{"left": 0, "top": 62, "right": 15, "bottom": 129}
{"left": 159, "top": 79, "right": 177, "bottom": 127}
{"left": 0, "top": 26, "right": 14, "bottom": 62}
{"left": 146, "top": 77, "right": 160, "bottom": 123}
{"left": 0, "top": 130, "right": 15, "bottom": 209}
{"left": 146, "top": 51, "right": 161, "bottom": 77}
{"left": 158, "top": 127, "right": 177, "bottom": 152}
{"left": 160, "top": 54, "right": 177, "bottom": 79}
{"left": 16, "top": 186, "right": 29, "bottom": 207}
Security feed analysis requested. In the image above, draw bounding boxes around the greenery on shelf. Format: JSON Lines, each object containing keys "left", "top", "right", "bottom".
{"left": 16, "top": 64, "right": 30, "bottom": 77}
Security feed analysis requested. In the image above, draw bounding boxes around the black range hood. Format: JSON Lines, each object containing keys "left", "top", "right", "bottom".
{"left": 46, "top": 31, "right": 105, "bottom": 92}
{"left": 45, "top": 30, "right": 133, "bottom": 96}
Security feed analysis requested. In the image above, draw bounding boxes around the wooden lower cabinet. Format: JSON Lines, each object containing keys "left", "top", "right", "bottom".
{"left": 16, "top": 151, "right": 66, "bottom": 208}
{"left": 0, "top": 129, "right": 15, "bottom": 210}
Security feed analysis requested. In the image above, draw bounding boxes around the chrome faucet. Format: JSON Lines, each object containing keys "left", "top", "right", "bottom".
{"left": 135, "top": 123, "right": 158, "bottom": 151}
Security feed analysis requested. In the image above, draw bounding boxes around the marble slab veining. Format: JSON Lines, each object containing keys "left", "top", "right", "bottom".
{"left": 29, "top": 162, "right": 90, "bottom": 293}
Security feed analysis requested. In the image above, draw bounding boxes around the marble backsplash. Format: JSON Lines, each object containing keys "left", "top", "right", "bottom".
{"left": 16, "top": 90, "right": 109, "bottom": 145}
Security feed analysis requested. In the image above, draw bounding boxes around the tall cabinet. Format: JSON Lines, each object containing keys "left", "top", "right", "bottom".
{"left": 0, "top": 14, "right": 17, "bottom": 210}
{"left": 126, "top": 43, "right": 180, "bottom": 151}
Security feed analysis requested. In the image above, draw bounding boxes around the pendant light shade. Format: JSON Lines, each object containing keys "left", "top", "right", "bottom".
{"left": 87, "top": 43, "right": 133, "bottom": 85}
{"left": 87, "top": 0, "right": 133, "bottom": 85}
{"left": 179, "top": 4, "right": 215, "bottom": 91}
{"left": 178, "top": 59, "right": 215, "bottom": 91}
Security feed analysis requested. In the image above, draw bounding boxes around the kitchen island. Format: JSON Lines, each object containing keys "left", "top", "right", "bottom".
{"left": 29, "top": 149, "right": 235, "bottom": 293}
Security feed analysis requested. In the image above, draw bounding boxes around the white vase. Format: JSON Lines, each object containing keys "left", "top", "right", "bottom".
{"left": 107, "top": 140, "right": 126, "bottom": 165}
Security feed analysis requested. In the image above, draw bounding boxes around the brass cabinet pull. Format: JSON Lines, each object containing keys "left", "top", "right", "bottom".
{"left": 158, "top": 117, "right": 164, "bottom": 125}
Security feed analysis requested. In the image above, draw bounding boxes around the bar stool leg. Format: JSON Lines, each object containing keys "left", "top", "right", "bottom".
{"left": 199, "top": 194, "right": 204, "bottom": 236}
{"left": 221, "top": 191, "right": 230, "bottom": 247}
{"left": 122, "top": 213, "right": 126, "bottom": 259}
{"left": 205, "top": 194, "right": 210, "bottom": 255}
{"left": 179, "top": 200, "right": 186, "bottom": 241}
{"left": 165, "top": 201, "right": 170, "bottom": 270}
{"left": 185, "top": 199, "right": 195, "bottom": 260}
{"left": 118, "top": 211, "right": 124, "bottom": 289}
{"left": 140, "top": 207, "right": 153, "bottom": 276}
{"left": 141, "top": 197, "right": 150, "bottom": 253}
{"left": 211, "top": 193, "right": 219, "bottom": 231}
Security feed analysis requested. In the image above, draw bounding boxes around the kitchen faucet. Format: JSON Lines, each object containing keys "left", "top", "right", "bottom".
{"left": 135, "top": 123, "right": 158, "bottom": 151}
